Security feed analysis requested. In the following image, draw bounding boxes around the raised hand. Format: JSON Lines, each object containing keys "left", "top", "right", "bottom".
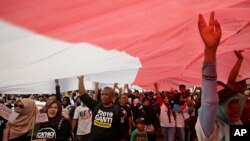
{"left": 154, "top": 83, "right": 159, "bottom": 90}
{"left": 114, "top": 83, "right": 119, "bottom": 88}
{"left": 77, "top": 75, "right": 85, "bottom": 95}
{"left": 55, "top": 79, "right": 59, "bottom": 85}
{"left": 124, "top": 84, "right": 129, "bottom": 88}
{"left": 198, "top": 11, "right": 222, "bottom": 62}
{"left": 94, "top": 81, "right": 99, "bottom": 86}
{"left": 234, "top": 50, "right": 243, "bottom": 60}
{"left": 77, "top": 75, "right": 84, "bottom": 80}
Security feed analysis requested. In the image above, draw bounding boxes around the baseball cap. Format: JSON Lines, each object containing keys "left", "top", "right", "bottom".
{"left": 136, "top": 117, "right": 145, "bottom": 124}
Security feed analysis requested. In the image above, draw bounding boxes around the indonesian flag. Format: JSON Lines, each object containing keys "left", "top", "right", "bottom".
{"left": 0, "top": 0, "right": 249, "bottom": 93}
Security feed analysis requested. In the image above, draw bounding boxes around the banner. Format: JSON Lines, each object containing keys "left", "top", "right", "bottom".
{"left": 0, "top": 104, "right": 19, "bottom": 122}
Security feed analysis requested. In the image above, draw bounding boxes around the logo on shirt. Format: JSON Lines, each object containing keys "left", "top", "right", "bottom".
{"left": 36, "top": 127, "right": 56, "bottom": 139}
{"left": 94, "top": 109, "right": 113, "bottom": 128}
{"left": 120, "top": 107, "right": 126, "bottom": 123}
{"left": 79, "top": 109, "right": 92, "bottom": 120}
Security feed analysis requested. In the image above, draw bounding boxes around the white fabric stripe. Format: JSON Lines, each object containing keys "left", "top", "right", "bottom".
{"left": 0, "top": 21, "right": 141, "bottom": 93}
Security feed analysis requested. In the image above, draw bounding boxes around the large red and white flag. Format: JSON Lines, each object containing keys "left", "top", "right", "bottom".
{"left": 0, "top": 0, "right": 249, "bottom": 93}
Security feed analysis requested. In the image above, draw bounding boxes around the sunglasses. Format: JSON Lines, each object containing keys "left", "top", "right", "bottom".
{"left": 14, "top": 104, "right": 24, "bottom": 109}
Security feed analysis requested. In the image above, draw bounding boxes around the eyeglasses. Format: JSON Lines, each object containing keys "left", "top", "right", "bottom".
{"left": 14, "top": 104, "right": 24, "bottom": 109}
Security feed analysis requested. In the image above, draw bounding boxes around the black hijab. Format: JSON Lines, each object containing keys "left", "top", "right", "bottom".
{"left": 43, "top": 100, "right": 63, "bottom": 127}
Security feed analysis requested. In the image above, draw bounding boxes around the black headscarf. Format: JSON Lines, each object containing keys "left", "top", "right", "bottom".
{"left": 43, "top": 100, "right": 63, "bottom": 127}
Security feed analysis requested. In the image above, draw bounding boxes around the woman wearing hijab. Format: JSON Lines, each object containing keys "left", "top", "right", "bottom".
{"left": 2, "top": 98, "right": 38, "bottom": 141}
{"left": 33, "top": 100, "right": 72, "bottom": 141}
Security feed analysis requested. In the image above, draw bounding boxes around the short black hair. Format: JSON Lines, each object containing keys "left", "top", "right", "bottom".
{"left": 134, "top": 90, "right": 139, "bottom": 93}
{"left": 179, "top": 84, "right": 186, "bottom": 89}
{"left": 103, "top": 87, "right": 114, "bottom": 96}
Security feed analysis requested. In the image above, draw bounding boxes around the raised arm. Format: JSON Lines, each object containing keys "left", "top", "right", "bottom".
{"left": 227, "top": 50, "right": 243, "bottom": 89}
{"left": 113, "top": 83, "right": 122, "bottom": 95}
{"left": 93, "top": 81, "right": 99, "bottom": 100}
{"left": 77, "top": 76, "right": 86, "bottom": 95}
{"left": 55, "top": 79, "right": 62, "bottom": 102}
{"left": 77, "top": 75, "right": 98, "bottom": 110}
{"left": 198, "top": 11, "right": 221, "bottom": 137}
{"left": 123, "top": 84, "right": 129, "bottom": 94}
{"left": 154, "top": 83, "right": 163, "bottom": 106}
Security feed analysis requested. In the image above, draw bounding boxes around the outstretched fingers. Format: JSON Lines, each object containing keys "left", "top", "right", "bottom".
{"left": 234, "top": 50, "right": 244, "bottom": 59}
{"left": 209, "top": 11, "right": 215, "bottom": 27}
{"left": 198, "top": 14, "right": 208, "bottom": 33}
{"left": 214, "top": 19, "right": 222, "bottom": 38}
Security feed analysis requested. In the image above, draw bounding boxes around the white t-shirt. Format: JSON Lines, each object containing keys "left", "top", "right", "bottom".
{"left": 175, "top": 112, "right": 185, "bottom": 127}
{"left": 159, "top": 104, "right": 175, "bottom": 127}
{"left": 195, "top": 116, "right": 229, "bottom": 141}
{"left": 73, "top": 106, "right": 92, "bottom": 135}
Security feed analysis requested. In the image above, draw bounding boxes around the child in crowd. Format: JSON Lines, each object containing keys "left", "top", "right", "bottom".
{"left": 130, "top": 118, "right": 148, "bottom": 141}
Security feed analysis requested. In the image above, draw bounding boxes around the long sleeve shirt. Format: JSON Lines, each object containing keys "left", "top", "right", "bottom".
{"left": 195, "top": 62, "right": 220, "bottom": 141}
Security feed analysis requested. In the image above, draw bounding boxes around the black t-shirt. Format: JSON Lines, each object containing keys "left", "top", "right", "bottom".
{"left": 80, "top": 94, "right": 126, "bottom": 141}
{"left": 35, "top": 118, "right": 71, "bottom": 141}
{"left": 120, "top": 104, "right": 133, "bottom": 132}
{"left": 8, "top": 133, "right": 29, "bottom": 141}
{"left": 138, "top": 105, "right": 160, "bottom": 134}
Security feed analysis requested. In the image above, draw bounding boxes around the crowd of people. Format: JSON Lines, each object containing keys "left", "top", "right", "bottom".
{"left": 0, "top": 12, "right": 250, "bottom": 141}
